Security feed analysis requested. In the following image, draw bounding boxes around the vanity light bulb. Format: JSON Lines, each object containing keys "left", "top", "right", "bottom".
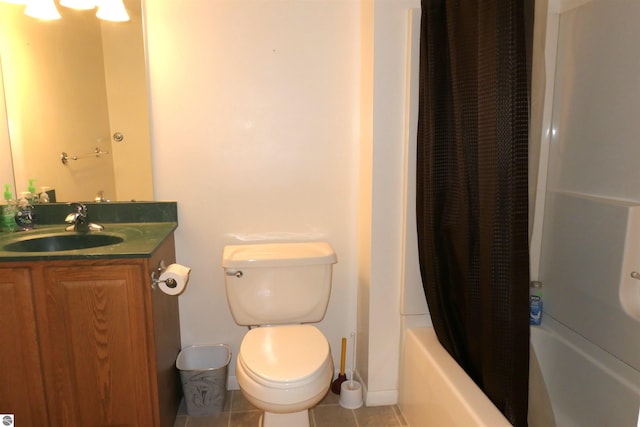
{"left": 60, "top": 0, "right": 96, "bottom": 10}
{"left": 24, "top": 0, "right": 61, "bottom": 20}
{"left": 95, "top": 0, "right": 129, "bottom": 22}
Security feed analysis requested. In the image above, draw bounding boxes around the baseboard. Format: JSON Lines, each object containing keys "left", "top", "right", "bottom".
{"left": 350, "top": 370, "right": 396, "bottom": 406}
{"left": 228, "top": 375, "right": 240, "bottom": 391}
{"left": 365, "top": 389, "right": 399, "bottom": 406}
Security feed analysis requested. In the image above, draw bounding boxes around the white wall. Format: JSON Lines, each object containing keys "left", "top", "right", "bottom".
{"left": 364, "top": 0, "right": 420, "bottom": 405}
{"left": 145, "top": 0, "right": 361, "bottom": 388}
{"left": 145, "top": 0, "right": 418, "bottom": 402}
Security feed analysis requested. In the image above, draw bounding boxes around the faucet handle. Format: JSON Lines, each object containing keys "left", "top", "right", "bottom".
{"left": 88, "top": 222, "right": 104, "bottom": 231}
{"left": 67, "top": 202, "right": 87, "bottom": 215}
{"left": 65, "top": 212, "right": 80, "bottom": 224}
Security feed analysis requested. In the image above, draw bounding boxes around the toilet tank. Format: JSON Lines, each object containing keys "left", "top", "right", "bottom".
{"left": 222, "top": 242, "right": 337, "bottom": 326}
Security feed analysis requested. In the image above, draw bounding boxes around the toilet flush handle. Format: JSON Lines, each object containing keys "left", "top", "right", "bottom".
{"left": 226, "top": 270, "right": 243, "bottom": 278}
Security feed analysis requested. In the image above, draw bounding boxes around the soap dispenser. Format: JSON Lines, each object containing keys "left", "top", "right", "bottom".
{"left": 39, "top": 187, "right": 50, "bottom": 203}
{"left": 28, "top": 179, "right": 38, "bottom": 204}
{"left": 2, "top": 184, "right": 17, "bottom": 232}
{"left": 15, "top": 192, "right": 35, "bottom": 231}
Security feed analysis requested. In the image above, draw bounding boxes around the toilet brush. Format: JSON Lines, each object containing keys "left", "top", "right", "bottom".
{"left": 331, "top": 337, "right": 347, "bottom": 394}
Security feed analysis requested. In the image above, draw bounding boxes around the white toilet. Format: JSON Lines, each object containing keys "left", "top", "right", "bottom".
{"left": 222, "top": 241, "right": 337, "bottom": 427}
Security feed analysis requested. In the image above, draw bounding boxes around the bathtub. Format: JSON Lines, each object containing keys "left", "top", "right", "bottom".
{"left": 399, "top": 322, "right": 640, "bottom": 427}
{"left": 398, "top": 327, "right": 511, "bottom": 426}
{"left": 530, "top": 317, "right": 640, "bottom": 427}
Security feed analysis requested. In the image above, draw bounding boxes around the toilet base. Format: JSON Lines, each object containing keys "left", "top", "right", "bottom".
{"left": 261, "top": 409, "right": 310, "bottom": 427}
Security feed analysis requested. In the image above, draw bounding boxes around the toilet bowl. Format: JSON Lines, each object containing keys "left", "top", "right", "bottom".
{"left": 222, "top": 242, "right": 338, "bottom": 427}
{"left": 236, "top": 325, "right": 333, "bottom": 425}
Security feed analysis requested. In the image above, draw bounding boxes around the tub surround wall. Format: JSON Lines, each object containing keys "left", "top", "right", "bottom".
{"left": 529, "top": 0, "right": 640, "bottom": 423}
{"left": 541, "top": 193, "right": 640, "bottom": 370}
{"left": 544, "top": 0, "right": 640, "bottom": 200}
{"left": 539, "top": 0, "right": 640, "bottom": 375}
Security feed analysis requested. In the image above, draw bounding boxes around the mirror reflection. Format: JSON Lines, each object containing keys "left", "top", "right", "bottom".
{"left": 0, "top": 0, "right": 153, "bottom": 202}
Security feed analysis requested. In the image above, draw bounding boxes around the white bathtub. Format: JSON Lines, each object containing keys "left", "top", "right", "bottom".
{"left": 398, "top": 327, "right": 511, "bottom": 426}
{"left": 530, "top": 317, "right": 640, "bottom": 427}
{"left": 399, "top": 322, "right": 640, "bottom": 427}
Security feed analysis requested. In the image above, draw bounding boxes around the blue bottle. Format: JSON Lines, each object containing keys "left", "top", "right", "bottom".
{"left": 530, "top": 281, "right": 543, "bottom": 325}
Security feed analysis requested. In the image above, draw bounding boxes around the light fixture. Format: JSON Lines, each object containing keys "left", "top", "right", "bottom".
{"left": 24, "top": 0, "right": 61, "bottom": 20}
{"left": 95, "top": 0, "right": 129, "bottom": 22}
{"left": 60, "top": 0, "right": 96, "bottom": 10}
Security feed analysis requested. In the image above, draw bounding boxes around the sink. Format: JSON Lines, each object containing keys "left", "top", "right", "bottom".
{"left": 3, "top": 233, "right": 124, "bottom": 252}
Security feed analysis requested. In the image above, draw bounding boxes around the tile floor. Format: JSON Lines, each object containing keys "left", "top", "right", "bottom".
{"left": 173, "top": 389, "right": 408, "bottom": 427}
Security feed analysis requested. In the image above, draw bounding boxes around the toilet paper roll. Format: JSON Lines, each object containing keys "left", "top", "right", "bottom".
{"left": 158, "top": 263, "right": 191, "bottom": 295}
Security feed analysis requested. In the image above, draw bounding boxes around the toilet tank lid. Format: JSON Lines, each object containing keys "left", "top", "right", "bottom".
{"left": 222, "top": 242, "right": 337, "bottom": 268}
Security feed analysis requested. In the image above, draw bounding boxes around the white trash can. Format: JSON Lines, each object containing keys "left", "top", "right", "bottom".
{"left": 176, "top": 344, "right": 231, "bottom": 416}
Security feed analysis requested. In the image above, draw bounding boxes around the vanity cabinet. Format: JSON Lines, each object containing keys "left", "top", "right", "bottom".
{"left": 0, "top": 234, "right": 181, "bottom": 427}
{"left": 0, "top": 268, "right": 48, "bottom": 425}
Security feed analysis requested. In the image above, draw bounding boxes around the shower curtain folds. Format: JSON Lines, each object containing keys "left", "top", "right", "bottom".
{"left": 416, "top": 1, "right": 532, "bottom": 426}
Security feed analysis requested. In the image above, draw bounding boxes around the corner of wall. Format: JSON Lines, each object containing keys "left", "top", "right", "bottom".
{"left": 356, "top": 0, "right": 374, "bottom": 393}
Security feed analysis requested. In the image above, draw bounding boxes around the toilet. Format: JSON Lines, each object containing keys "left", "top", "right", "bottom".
{"left": 222, "top": 241, "right": 337, "bottom": 427}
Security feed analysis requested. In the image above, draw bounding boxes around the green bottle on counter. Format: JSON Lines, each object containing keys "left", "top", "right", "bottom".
{"left": 2, "top": 184, "right": 17, "bottom": 232}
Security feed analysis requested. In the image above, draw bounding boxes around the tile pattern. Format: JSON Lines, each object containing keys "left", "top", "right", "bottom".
{"left": 173, "top": 389, "right": 408, "bottom": 427}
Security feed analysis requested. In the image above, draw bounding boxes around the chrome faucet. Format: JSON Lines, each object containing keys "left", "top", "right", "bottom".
{"left": 94, "top": 190, "right": 109, "bottom": 203}
{"left": 65, "top": 202, "right": 104, "bottom": 232}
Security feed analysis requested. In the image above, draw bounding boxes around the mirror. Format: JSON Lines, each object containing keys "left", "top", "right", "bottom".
{"left": 0, "top": 0, "right": 153, "bottom": 202}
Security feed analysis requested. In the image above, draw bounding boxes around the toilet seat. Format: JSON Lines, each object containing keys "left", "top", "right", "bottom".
{"left": 237, "top": 324, "right": 333, "bottom": 409}
{"left": 238, "top": 324, "right": 331, "bottom": 389}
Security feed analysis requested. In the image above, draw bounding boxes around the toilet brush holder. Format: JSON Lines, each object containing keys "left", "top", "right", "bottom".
{"left": 339, "top": 380, "right": 363, "bottom": 409}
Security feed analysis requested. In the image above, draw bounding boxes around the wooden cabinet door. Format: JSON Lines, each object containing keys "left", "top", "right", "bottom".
{"left": 0, "top": 267, "right": 48, "bottom": 426}
{"left": 36, "top": 263, "right": 156, "bottom": 427}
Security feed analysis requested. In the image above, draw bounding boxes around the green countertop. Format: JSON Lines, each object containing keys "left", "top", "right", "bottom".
{"left": 0, "top": 222, "right": 177, "bottom": 261}
{"left": 0, "top": 201, "right": 179, "bottom": 261}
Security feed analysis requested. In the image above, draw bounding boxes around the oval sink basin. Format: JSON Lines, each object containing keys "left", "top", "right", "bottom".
{"left": 3, "top": 233, "right": 124, "bottom": 252}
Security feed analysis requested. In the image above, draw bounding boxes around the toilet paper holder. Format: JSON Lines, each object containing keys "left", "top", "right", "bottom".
{"left": 151, "top": 260, "right": 178, "bottom": 290}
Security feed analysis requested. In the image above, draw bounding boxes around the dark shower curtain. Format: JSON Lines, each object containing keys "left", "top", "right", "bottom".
{"left": 416, "top": 1, "right": 532, "bottom": 426}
